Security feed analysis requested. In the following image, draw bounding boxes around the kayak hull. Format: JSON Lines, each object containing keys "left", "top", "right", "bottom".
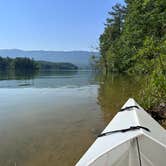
{"left": 76, "top": 98, "right": 166, "bottom": 166}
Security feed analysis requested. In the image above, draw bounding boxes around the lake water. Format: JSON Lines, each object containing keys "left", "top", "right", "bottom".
{"left": 0, "top": 70, "right": 142, "bottom": 166}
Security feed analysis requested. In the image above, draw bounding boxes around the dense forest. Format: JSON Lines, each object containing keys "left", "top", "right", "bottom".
{"left": 98, "top": 0, "right": 166, "bottom": 116}
{"left": 0, "top": 57, "right": 78, "bottom": 72}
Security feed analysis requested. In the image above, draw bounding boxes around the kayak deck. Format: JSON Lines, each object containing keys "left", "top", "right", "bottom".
{"left": 76, "top": 98, "right": 166, "bottom": 166}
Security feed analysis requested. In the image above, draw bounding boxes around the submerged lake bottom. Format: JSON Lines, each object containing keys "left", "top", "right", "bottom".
{"left": 0, "top": 71, "right": 142, "bottom": 165}
{"left": 0, "top": 87, "right": 104, "bottom": 166}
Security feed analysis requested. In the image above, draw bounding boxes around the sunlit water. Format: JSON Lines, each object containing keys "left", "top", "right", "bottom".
{"left": 0, "top": 71, "right": 142, "bottom": 166}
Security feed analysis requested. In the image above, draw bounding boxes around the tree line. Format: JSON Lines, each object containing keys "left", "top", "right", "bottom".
{"left": 38, "top": 61, "right": 78, "bottom": 70}
{"left": 0, "top": 57, "right": 78, "bottom": 72}
{"left": 98, "top": 0, "right": 166, "bottom": 111}
{"left": 0, "top": 57, "right": 38, "bottom": 71}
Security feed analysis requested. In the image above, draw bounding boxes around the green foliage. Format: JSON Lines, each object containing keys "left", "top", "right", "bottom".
{"left": 0, "top": 57, "right": 12, "bottom": 70}
{"left": 99, "top": 0, "right": 166, "bottom": 110}
{"left": 0, "top": 57, "right": 38, "bottom": 72}
{"left": 14, "top": 57, "right": 39, "bottom": 71}
{"left": 140, "top": 70, "right": 166, "bottom": 109}
{"left": 38, "top": 61, "right": 78, "bottom": 70}
{"left": 99, "top": 3, "right": 126, "bottom": 73}
{"left": 129, "top": 37, "right": 159, "bottom": 74}
{"left": 99, "top": 0, "right": 166, "bottom": 73}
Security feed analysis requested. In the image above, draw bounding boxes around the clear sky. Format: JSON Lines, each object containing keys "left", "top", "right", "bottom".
{"left": 0, "top": 0, "right": 124, "bottom": 51}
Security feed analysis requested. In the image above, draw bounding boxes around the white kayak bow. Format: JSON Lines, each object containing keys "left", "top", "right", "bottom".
{"left": 76, "top": 98, "right": 166, "bottom": 166}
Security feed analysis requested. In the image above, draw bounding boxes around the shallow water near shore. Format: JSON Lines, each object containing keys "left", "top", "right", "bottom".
{"left": 0, "top": 70, "right": 142, "bottom": 166}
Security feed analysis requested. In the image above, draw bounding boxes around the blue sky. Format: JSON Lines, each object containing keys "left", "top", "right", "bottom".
{"left": 0, "top": 0, "right": 124, "bottom": 51}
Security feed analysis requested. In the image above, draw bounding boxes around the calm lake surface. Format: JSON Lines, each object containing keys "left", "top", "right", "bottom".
{"left": 0, "top": 70, "right": 142, "bottom": 166}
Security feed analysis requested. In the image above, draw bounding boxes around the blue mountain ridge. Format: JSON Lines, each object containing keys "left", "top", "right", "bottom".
{"left": 0, "top": 49, "right": 100, "bottom": 68}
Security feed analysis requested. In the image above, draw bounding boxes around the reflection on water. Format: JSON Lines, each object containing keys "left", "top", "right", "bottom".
{"left": 98, "top": 74, "right": 142, "bottom": 124}
{"left": 0, "top": 70, "right": 97, "bottom": 88}
{"left": 0, "top": 70, "right": 142, "bottom": 166}
{"left": 0, "top": 70, "right": 38, "bottom": 80}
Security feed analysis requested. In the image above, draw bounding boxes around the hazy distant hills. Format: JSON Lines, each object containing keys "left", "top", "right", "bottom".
{"left": 0, "top": 49, "right": 100, "bottom": 68}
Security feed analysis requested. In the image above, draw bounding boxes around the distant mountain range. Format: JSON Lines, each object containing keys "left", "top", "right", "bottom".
{"left": 0, "top": 49, "right": 100, "bottom": 68}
